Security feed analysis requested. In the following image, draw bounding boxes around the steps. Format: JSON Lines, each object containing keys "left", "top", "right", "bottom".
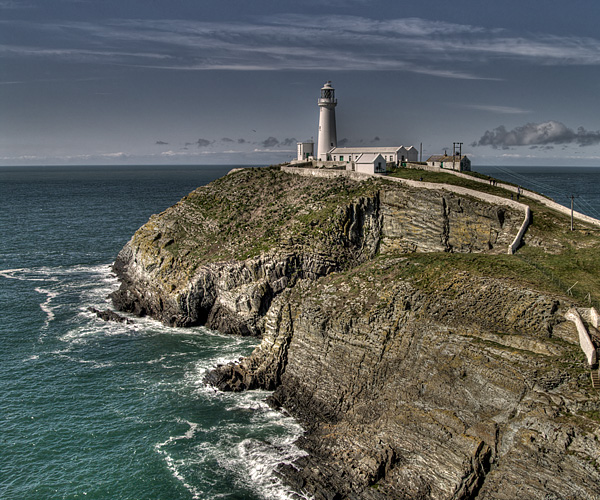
{"left": 591, "top": 370, "right": 600, "bottom": 389}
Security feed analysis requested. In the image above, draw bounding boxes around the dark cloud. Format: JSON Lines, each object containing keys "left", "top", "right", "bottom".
{"left": 155, "top": 140, "right": 169, "bottom": 145}
{"left": 373, "top": 136, "right": 380, "bottom": 142}
{"left": 472, "top": 121, "right": 600, "bottom": 149}
{"left": 196, "top": 138, "right": 212, "bottom": 147}
{"left": 221, "top": 137, "right": 234, "bottom": 143}
{"left": 261, "top": 136, "right": 279, "bottom": 148}
{"left": 337, "top": 138, "right": 349, "bottom": 147}
{"left": 237, "top": 138, "right": 246, "bottom": 144}
{"left": 280, "top": 137, "right": 297, "bottom": 147}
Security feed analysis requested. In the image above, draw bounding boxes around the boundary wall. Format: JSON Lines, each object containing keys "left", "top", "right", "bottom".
{"left": 281, "top": 166, "right": 531, "bottom": 255}
{"left": 591, "top": 307, "right": 600, "bottom": 329}
{"left": 405, "top": 163, "right": 600, "bottom": 229}
{"left": 566, "top": 308, "right": 598, "bottom": 367}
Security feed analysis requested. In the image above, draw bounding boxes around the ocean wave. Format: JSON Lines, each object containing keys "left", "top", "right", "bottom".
{"left": 212, "top": 400, "right": 310, "bottom": 500}
{"left": 0, "top": 267, "right": 59, "bottom": 282}
{"left": 34, "top": 287, "right": 59, "bottom": 328}
{"left": 155, "top": 419, "right": 204, "bottom": 500}
{"left": 235, "top": 436, "right": 311, "bottom": 500}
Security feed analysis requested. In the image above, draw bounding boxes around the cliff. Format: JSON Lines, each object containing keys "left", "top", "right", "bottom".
{"left": 112, "top": 167, "right": 521, "bottom": 331}
{"left": 112, "top": 166, "right": 600, "bottom": 499}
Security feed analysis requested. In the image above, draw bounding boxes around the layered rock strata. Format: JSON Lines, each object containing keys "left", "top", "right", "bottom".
{"left": 209, "top": 263, "right": 600, "bottom": 499}
{"left": 112, "top": 168, "right": 520, "bottom": 330}
{"left": 112, "top": 167, "right": 600, "bottom": 499}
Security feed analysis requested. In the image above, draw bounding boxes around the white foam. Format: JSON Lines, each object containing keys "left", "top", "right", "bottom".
{"left": 235, "top": 436, "right": 311, "bottom": 500}
{"left": 34, "top": 287, "right": 59, "bottom": 328}
{"left": 194, "top": 388, "right": 311, "bottom": 500}
{"left": 0, "top": 267, "right": 58, "bottom": 282}
{"left": 155, "top": 419, "right": 204, "bottom": 500}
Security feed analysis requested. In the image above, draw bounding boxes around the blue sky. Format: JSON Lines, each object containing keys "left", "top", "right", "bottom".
{"left": 2, "top": 0, "right": 600, "bottom": 166}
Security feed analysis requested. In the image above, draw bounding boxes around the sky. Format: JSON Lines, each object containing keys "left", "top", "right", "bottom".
{"left": 2, "top": 0, "right": 600, "bottom": 167}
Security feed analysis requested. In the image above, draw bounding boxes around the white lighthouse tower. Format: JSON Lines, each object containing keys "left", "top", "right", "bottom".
{"left": 317, "top": 81, "right": 337, "bottom": 161}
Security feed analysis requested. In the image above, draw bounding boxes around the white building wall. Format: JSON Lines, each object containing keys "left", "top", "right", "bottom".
{"left": 406, "top": 147, "right": 418, "bottom": 162}
{"left": 317, "top": 82, "right": 337, "bottom": 161}
{"left": 297, "top": 142, "right": 314, "bottom": 161}
{"left": 318, "top": 107, "right": 336, "bottom": 160}
{"left": 355, "top": 154, "right": 386, "bottom": 174}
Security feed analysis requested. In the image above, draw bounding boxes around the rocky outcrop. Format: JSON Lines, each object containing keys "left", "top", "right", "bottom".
{"left": 208, "top": 260, "right": 600, "bottom": 499}
{"left": 88, "top": 307, "right": 134, "bottom": 324}
{"left": 112, "top": 166, "right": 600, "bottom": 499}
{"left": 112, "top": 168, "right": 521, "bottom": 331}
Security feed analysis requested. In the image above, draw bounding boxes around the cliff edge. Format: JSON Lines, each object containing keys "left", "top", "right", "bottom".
{"left": 112, "top": 166, "right": 600, "bottom": 499}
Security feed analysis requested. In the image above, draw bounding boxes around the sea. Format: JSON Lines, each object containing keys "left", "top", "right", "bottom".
{"left": 1, "top": 164, "right": 599, "bottom": 500}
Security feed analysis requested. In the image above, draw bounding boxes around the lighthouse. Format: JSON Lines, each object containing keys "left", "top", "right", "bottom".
{"left": 317, "top": 81, "right": 337, "bottom": 161}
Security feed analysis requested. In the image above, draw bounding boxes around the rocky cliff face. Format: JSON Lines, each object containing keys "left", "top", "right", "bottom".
{"left": 112, "top": 167, "right": 520, "bottom": 331}
{"left": 208, "top": 259, "right": 600, "bottom": 499}
{"left": 112, "top": 167, "right": 600, "bottom": 499}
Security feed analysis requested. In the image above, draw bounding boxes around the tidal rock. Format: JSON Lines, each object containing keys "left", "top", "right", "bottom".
{"left": 88, "top": 307, "right": 134, "bottom": 324}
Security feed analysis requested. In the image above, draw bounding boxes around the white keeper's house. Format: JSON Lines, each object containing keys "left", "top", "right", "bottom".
{"left": 329, "top": 146, "right": 418, "bottom": 165}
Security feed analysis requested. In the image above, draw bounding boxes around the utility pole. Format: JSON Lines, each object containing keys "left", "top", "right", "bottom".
{"left": 452, "top": 142, "right": 463, "bottom": 170}
{"left": 452, "top": 142, "right": 456, "bottom": 170}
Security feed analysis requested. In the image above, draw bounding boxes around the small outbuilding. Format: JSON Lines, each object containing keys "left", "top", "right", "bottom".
{"left": 426, "top": 154, "right": 471, "bottom": 172}
{"left": 355, "top": 153, "right": 387, "bottom": 175}
{"left": 296, "top": 141, "right": 314, "bottom": 161}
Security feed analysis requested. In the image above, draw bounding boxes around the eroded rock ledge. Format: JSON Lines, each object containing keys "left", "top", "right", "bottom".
{"left": 112, "top": 167, "right": 600, "bottom": 499}
{"left": 207, "top": 263, "right": 599, "bottom": 499}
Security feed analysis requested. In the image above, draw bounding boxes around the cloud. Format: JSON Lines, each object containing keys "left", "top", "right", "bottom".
{"left": 221, "top": 137, "right": 234, "bottom": 143}
{"left": 337, "top": 138, "right": 349, "bottom": 147}
{"left": 196, "top": 138, "right": 212, "bottom": 147}
{"left": 372, "top": 136, "right": 380, "bottom": 142}
{"left": 8, "top": 15, "right": 600, "bottom": 79}
{"left": 280, "top": 138, "right": 297, "bottom": 147}
{"left": 237, "top": 138, "right": 247, "bottom": 144}
{"left": 460, "top": 104, "right": 531, "bottom": 114}
{"left": 261, "top": 136, "right": 279, "bottom": 148}
{"left": 472, "top": 121, "right": 600, "bottom": 149}
{"left": 155, "top": 140, "right": 169, "bottom": 145}
{"left": 0, "top": 1, "right": 33, "bottom": 8}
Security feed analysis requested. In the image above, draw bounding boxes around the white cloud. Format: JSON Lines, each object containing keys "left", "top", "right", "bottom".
{"left": 4, "top": 15, "right": 600, "bottom": 78}
{"left": 461, "top": 104, "right": 531, "bottom": 114}
{"left": 0, "top": 1, "right": 33, "bottom": 9}
{"left": 474, "top": 121, "right": 600, "bottom": 148}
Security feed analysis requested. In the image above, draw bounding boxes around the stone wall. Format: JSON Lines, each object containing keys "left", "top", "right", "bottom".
{"left": 566, "top": 308, "right": 597, "bottom": 366}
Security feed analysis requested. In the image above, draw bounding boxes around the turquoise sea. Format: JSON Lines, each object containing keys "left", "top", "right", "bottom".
{"left": 0, "top": 165, "right": 308, "bottom": 500}
{"left": 1, "top": 164, "right": 599, "bottom": 499}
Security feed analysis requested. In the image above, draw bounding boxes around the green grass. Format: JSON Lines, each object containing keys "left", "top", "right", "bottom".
{"left": 386, "top": 167, "right": 600, "bottom": 307}
{"left": 136, "top": 165, "right": 600, "bottom": 308}
{"left": 388, "top": 167, "right": 549, "bottom": 202}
